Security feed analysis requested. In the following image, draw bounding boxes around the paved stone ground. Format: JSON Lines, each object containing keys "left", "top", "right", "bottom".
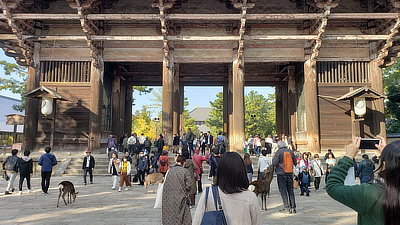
{"left": 0, "top": 173, "right": 357, "bottom": 225}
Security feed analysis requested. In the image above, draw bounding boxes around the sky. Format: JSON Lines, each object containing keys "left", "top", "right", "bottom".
{"left": 0, "top": 50, "right": 275, "bottom": 116}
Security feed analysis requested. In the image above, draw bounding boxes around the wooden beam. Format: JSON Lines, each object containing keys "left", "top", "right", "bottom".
{"left": 1, "top": 13, "right": 400, "bottom": 21}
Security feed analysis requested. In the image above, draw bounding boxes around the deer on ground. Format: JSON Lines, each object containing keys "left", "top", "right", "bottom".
{"left": 144, "top": 173, "right": 164, "bottom": 194}
{"left": 249, "top": 165, "right": 274, "bottom": 210}
{"left": 57, "top": 181, "right": 79, "bottom": 207}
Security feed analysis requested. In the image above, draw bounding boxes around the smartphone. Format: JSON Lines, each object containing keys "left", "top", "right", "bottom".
{"left": 359, "top": 138, "right": 381, "bottom": 150}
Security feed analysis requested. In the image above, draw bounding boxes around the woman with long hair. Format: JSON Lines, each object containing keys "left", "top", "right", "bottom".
{"left": 327, "top": 136, "right": 400, "bottom": 225}
{"left": 107, "top": 153, "right": 120, "bottom": 190}
{"left": 193, "top": 152, "right": 261, "bottom": 225}
{"left": 356, "top": 154, "right": 375, "bottom": 183}
{"left": 243, "top": 153, "right": 253, "bottom": 183}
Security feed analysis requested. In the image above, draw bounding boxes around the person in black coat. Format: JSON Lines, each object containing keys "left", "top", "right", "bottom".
{"left": 82, "top": 150, "right": 95, "bottom": 185}
{"left": 157, "top": 134, "right": 165, "bottom": 156}
{"left": 17, "top": 150, "right": 33, "bottom": 194}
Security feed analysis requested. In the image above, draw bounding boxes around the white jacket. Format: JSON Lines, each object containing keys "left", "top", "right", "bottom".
{"left": 108, "top": 158, "right": 121, "bottom": 174}
{"left": 127, "top": 136, "right": 136, "bottom": 145}
{"left": 118, "top": 161, "right": 131, "bottom": 174}
{"left": 311, "top": 159, "right": 324, "bottom": 177}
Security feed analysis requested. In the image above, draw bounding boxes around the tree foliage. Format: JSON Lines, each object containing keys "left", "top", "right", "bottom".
{"left": 206, "top": 91, "right": 276, "bottom": 138}
{"left": 0, "top": 60, "right": 27, "bottom": 111}
{"left": 383, "top": 59, "right": 400, "bottom": 133}
{"left": 132, "top": 106, "right": 157, "bottom": 140}
{"left": 132, "top": 86, "right": 153, "bottom": 106}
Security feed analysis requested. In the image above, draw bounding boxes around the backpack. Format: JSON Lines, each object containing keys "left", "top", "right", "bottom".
{"left": 280, "top": 150, "right": 293, "bottom": 173}
{"left": 160, "top": 157, "right": 167, "bottom": 166}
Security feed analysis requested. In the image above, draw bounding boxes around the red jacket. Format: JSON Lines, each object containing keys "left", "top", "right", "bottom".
{"left": 159, "top": 155, "right": 169, "bottom": 173}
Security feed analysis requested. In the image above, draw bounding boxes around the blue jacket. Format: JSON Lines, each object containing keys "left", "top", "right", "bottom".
{"left": 38, "top": 153, "right": 57, "bottom": 172}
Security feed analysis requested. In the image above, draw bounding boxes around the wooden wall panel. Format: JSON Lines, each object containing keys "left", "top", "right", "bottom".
{"left": 35, "top": 84, "right": 91, "bottom": 151}
{"left": 318, "top": 84, "right": 375, "bottom": 153}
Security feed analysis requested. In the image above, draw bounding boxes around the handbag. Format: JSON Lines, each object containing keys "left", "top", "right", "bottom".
{"left": 132, "top": 174, "right": 139, "bottom": 183}
{"left": 293, "top": 177, "right": 299, "bottom": 189}
{"left": 193, "top": 157, "right": 202, "bottom": 181}
{"left": 195, "top": 171, "right": 201, "bottom": 181}
{"left": 154, "top": 170, "right": 169, "bottom": 209}
{"left": 200, "top": 186, "right": 227, "bottom": 225}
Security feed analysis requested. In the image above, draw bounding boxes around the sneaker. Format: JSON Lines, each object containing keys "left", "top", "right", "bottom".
{"left": 118, "top": 187, "right": 121, "bottom": 192}
{"left": 315, "top": 189, "right": 319, "bottom": 192}
{"left": 28, "top": 188, "right": 33, "bottom": 193}
{"left": 5, "top": 191, "right": 11, "bottom": 195}
{"left": 18, "top": 191, "right": 22, "bottom": 195}
{"left": 43, "top": 192, "right": 49, "bottom": 195}
{"left": 279, "top": 208, "right": 290, "bottom": 214}
{"left": 84, "top": 183, "right": 87, "bottom": 185}
{"left": 306, "top": 193, "right": 310, "bottom": 197}
{"left": 125, "top": 188, "right": 129, "bottom": 191}
{"left": 111, "top": 187, "right": 115, "bottom": 190}
{"left": 300, "top": 193, "right": 304, "bottom": 196}
{"left": 290, "top": 208, "right": 297, "bottom": 214}
{"left": 90, "top": 182, "right": 93, "bottom": 184}
{"left": 11, "top": 188, "right": 15, "bottom": 193}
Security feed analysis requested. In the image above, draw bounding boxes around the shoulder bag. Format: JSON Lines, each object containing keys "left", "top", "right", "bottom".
{"left": 173, "top": 168, "right": 192, "bottom": 206}
{"left": 200, "top": 186, "right": 227, "bottom": 225}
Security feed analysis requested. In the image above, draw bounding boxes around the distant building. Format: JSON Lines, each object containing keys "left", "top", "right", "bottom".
{"left": 0, "top": 95, "right": 24, "bottom": 143}
{"left": 189, "top": 107, "right": 212, "bottom": 133}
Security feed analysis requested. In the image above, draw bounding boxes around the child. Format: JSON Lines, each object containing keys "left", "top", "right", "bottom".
{"left": 17, "top": 150, "right": 33, "bottom": 195}
{"left": 299, "top": 166, "right": 310, "bottom": 196}
{"left": 118, "top": 156, "right": 132, "bottom": 192}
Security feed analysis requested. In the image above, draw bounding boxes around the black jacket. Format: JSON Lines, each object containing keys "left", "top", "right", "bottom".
{"left": 157, "top": 138, "right": 164, "bottom": 153}
{"left": 144, "top": 139, "right": 152, "bottom": 148}
{"left": 3, "top": 155, "right": 19, "bottom": 171}
{"left": 82, "top": 156, "right": 95, "bottom": 169}
{"left": 17, "top": 156, "right": 33, "bottom": 175}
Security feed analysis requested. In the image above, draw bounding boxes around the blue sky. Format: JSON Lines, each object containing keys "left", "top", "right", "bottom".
{"left": 0, "top": 50, "right": 275, "bottom": 116}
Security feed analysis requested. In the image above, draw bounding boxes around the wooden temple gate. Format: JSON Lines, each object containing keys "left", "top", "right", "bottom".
{"left": 0, "top": 0, "right": 397, "bottom": 153}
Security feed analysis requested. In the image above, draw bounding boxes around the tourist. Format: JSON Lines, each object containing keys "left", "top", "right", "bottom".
{"left": 326, "top": 136, "right": 395, "bottom": 224}
{"left": 192, "top": 149, "right": 208, "bottom": 193}
{"left": 118, "top": 133, "right": 125, "bottom": 154}
{"left": 222, "top": 132, "right": 228, "bottom": 154}
{"left": 118, "top": 156, "right": 132, "bottom": 192}
{"left": 137, "top": 151, "right": 148, "bottom": 186}
{"left": 122, "top": 134, "right": 128, "bottom": 154}
{"left": 181, "top": 131, "right": 188, "bottom": 152}
{"left": 149, "top": 151, "right": 158, "bottom": 173}
{"left": 182, "top": 151, "right": 197, "bottom": 207}
{"left": 253, "top": 135, "right": 262, "bottom": 157}
{"left": 216, "top": 132, "right": 225, "bottom": 154}
{"left": 144, "top": 137, "right": 152, "bottom": 155}
{"left": 82, "top": 150, "right": 95, "bottom": 185}
{"left": 107, "top": 134, "right": 117, "bottom": 151}
{"left": 127, "top": 133, "right": 136, "bottom": 155}
{"left": 162, "top": 155, "right": 192, "bottom": 225}
{"left": 108, "top": 152, "right": 120, "bottom": 190}
{"left": 258, "top": 150, "right": 272, "bottom": 180}
{"left": 124, "top": 151, "right": 132, "bottom": 164}
{"left": 206, "top": 131, "right": 213, "bottom": 153}
{"left": 299, "top": 152, "right": 311, "bottom": 171}
{"left": 199, "top": 132, "right": 206, "bottom": 155}
{"left": 210, "top": 147, "right": 221, "bottom": 185}
{"left": 3, "top": 149, "right": 19, "bottom": 195}
{"left": 193, "top": 152, "right": 261, "bottom": 225}
{"left": 139, "top": 133, "right": 146, "bottom": 149}
{"left": 157, "top": 134, "right": 165, "bottom": 157}
{"left": 357, "top": 154, "right": 375, "bottom": 183}
{"left": 159, "top": 150, "right": 169, "bottom": 176}
{"left": 324, "top": 149, "right": 335, "bottom": 160}
{"left": 298, "top": 166, "right": 310, "bottom": 196}
{"left": 244, "top": 153, "right": 253, "bottom": 183}
{"left": 248, "top": 135, "right": 254, "bottom": 155}
{"left": 272, "top": 141, "right": 297, "bottom": 213}
{"left": 38, "top": 147, "right": 57, "bottom": 194}
{"left": 310, "top": 154, "right": 324, "bottom": 191}
{"left": 324, "top": 152, "right": 336, "bottom": 189}
{"left": 108, "top": 147, "right": 117, "bottom": 160}
{"left": 187, "top": 128, "right": 195, "bottom": 156}
{"left": 17, "top": 150, "right": 33, "bottom": 195}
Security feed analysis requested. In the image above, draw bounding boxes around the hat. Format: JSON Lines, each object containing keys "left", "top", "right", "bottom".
{"left": 301, "top": 166, "right": 307, "bottom": 170}
{"left": 194, "top": 149, "right": 200, "bottom": 154}
{"left": 86, "top": 150, "right": 91, "bottom": 153}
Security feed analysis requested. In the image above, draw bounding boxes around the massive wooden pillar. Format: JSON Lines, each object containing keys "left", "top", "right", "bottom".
{"left": 89, "top": 55, "right": 104, "bottom": 151}
{"left": 112, "top": 69, "right": 122, "bottom": 139}
{"left": 173, "top": 63, "right": 180, "bottom": 135}
{"left": 369, "top": 60, "right": 386, "bottom": 138}
{"left": 24, "top": 43, "right": 40, "bottom": 150}
{"left": 227, "top": 68, "right": 234, "bottom": 150}
{"left": 304, "top": 60, "right": 320, "bottom": 153}
{"left": 179, "top": 85, "right": 184, "bottom": 135}
{"left": 275, "top": 86, "right": 283, "bottom": 137}
{"left": 162, "top": 55, "right": 174, "bottom": 146}
{"left": 223, "top": 82, "right": 229, "bottom": 135}
{"left": 288, "top": 66, "right": 297, "bottom": 147}
{"left": 124, "top": 85, "right": 133, "bottom": 135}
{"left": 231, "top": 58, "right": 245, "bottom": 152}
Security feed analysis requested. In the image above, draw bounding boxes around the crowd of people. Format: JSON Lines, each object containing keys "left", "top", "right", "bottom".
{"left": 3, "top": 130, "right": 399, "bottom": 225}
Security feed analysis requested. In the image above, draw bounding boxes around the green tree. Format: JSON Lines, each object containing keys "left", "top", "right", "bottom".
{"left": 132, "top": 106, "right": 157, "bottom": 140}
{"left": 205, "top": 92, "right": 223, "bottom": 136}
{"left": 383, "top": 59, "right": 400, "bottom": 133}
{"left": 206, "top": 91, "right": 276, "bottom": 138}
{"left": 245, "top": 91, "right": 275, "bottom": 138}
{"left": 0, "top": 60, "right": 27, "bottom": 111}
{"left": 132, "top": 86, "right": 153, "bottom": 106}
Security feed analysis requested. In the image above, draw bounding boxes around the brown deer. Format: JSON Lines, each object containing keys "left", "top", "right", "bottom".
{"left": 249, "top": 165, "right": 274, "bottom": 210}
{"left": 57, "top": 181, "right": 79, "bottom": 207}
{"left": 144, "top": 173, "right": 164, "bottom": 194}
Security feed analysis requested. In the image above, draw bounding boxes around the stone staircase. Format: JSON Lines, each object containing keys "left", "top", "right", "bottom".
{"left": 63, "top": 156, "right": 110, "bottom": 176}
